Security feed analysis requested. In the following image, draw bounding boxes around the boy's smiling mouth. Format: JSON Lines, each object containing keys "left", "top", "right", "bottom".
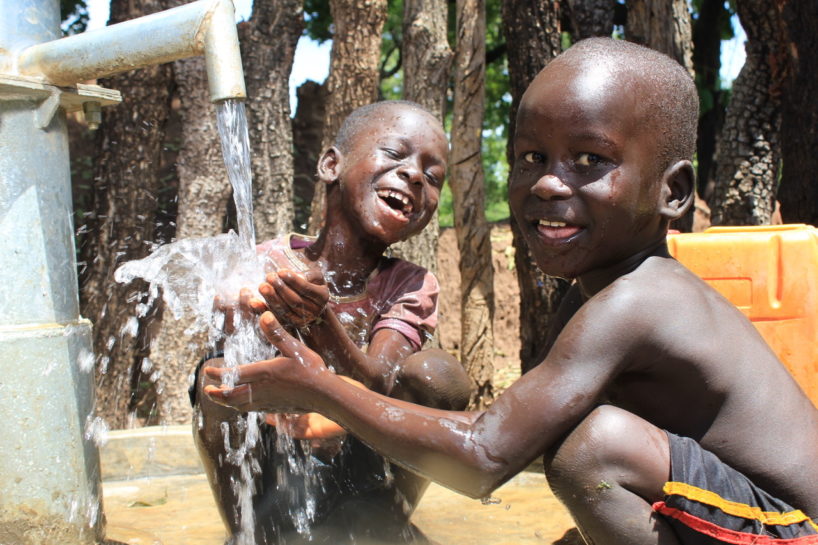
{"left": 376, "top": 188, "right": 414, "bottom": 221}
{"left": 536, "top": 218, "right": 582, "bottom": 241}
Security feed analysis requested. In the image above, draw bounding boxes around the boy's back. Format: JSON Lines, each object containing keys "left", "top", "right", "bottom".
{"left": 558, "top": 252, "right": 818, "bottom": 513}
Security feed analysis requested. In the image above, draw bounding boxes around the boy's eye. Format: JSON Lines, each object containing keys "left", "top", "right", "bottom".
{"left": 425, "top": 173, "right": 441, "bottom": 187}
{"left": 522, "top": 151, "right": 544, "bottom": 164}
{"left": 576, "top": 152, "right": 604, "bottom": 167}
{"left": 383, "top": 148, "right": 402, "bottom": 159}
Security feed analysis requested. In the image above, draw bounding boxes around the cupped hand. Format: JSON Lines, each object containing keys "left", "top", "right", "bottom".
{"left": 203, "top": 311, "right": 330, "bottom": 413}
{"left": 259, "top": 268, "right": 329, "bottom": 329}
{"left": 213, "top": 287, "right": 267, "bottom": 335}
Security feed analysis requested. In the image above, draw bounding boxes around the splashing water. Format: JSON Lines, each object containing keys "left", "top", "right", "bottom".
{"left": 113, "top": 99, "right": 323, "bottom": 544}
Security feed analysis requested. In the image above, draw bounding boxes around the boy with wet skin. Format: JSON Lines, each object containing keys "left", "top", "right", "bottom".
{"left": 194, "top": 100, "right": 472, "bottom": 544}
{"left": 205, "top": 38, "right": 818, "bottom": 545}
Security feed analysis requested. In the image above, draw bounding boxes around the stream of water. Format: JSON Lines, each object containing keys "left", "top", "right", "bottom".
{"left": 113, "top": 99, "right": 322, "bottom": 545}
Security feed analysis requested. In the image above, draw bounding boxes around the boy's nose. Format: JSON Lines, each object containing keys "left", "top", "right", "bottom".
{"left": 531, "top": 174, "right": 572, "bottom": 200}
{"left": 398, "top": 163, "right": 423, "bottom": 185}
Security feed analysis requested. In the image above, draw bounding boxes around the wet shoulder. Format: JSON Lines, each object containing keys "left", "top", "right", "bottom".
{"left": 582, "top": 256, "right": 709, "bottom": 337}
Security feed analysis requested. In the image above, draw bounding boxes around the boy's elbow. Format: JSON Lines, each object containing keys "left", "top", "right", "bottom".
{"left": 448, "top": 466, "right": 507, "bottom": 499}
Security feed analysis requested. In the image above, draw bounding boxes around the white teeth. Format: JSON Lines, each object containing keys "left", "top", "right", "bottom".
{"left": 377, "top": 189, "right": 413, "bottom": 215}
{"left": 539, "top": 219, "right": 567, "bottom": 228}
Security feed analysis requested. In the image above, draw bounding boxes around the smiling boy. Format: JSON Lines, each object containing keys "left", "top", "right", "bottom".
{"left": 205, "top": 39, "right": 818, "bottom": 545}
{"left": 193, "top": 100, "right": 471, "bottom": 544}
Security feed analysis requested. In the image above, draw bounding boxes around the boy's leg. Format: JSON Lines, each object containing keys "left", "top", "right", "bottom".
{"left": 192, "top": 356, "right": 266, "bottom": 537}
{"left": 391, "top": 348, "right": 473, "bottom": 410}
{"left": 378, "top": 348, "right": 473, "bottom": 514}
{"left": 543, "top": 405, "right": 680, "bottom": 545}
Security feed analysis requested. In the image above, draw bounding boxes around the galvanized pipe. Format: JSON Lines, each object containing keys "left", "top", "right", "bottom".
{"left": 0, "top": 2, "right": 104, "bottom": 542}
{"left": 17, "top": 0, "right": 246, "bottom": 102}
{"left": 0, "top": 0, "right": 247, "bottom": 542}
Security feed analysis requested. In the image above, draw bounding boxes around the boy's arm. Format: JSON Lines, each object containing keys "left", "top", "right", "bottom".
{"left": 261, "top": 268, "right": 420, "bottom": 393}
{"left": 528, "top": 282, "right": 584, "bottom": 371}
{"left": 206, "top": 291, "right": 638, "bottom": 498}
{"left": 300, "top": 311, "right": 415, "bottom": 393}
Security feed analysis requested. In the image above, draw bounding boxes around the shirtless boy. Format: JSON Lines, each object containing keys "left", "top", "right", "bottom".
{"left": 205, "top": 39, "right": 818, "bottom": 544}
{"left": 193, "top": 100, "right": 471, "bottom": 544}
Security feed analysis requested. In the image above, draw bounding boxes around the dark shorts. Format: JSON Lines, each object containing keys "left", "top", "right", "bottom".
{"left": 653, "top": 432, "right": 818, "bottom": 544}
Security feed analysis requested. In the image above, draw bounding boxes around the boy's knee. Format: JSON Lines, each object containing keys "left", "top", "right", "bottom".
{"left": 393, "top": 349, "right": 472, "bottom": 410}
{"left": 545, "top": 406, "right": 669, "bottom": 499}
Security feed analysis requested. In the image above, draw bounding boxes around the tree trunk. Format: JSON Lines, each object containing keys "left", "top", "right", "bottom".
{"left": 566, "top": 0, "right": 614, "bottom": 39}
{"left": 240, "top": 0, "right": 303, "bottom": 241}
{"left": 691, "top": 0, "right": 729, "bottom": 201}
{"left": 626, "top": 0, "right": 695, "bottom": 231}
{"left": 707, "top": 0, "right": 786, "bottom": 226}
{"left": 307, "top": 0, "right": 388, "bottom": 235}
{"left": 501, "top": 0, "right": 569, "bottom": 374}
{"left": 626, "top": 0, "right": 694, "bottom": 76}
{"left": 451, "top": 0, "right": 494, "bottom": 408}
{"left": 147, "top": 56, "right": 229, "bottom": 425}
{"left": 390, "top": 0, "right": 454, "bottom": 275}
{"left": 145, "top": 0, "right": 303, "bottom": 424}
{"left": 79, "top": 0, "right": 175, "bottom": 429}
{"left": 292, "top": 81, "right": 328, "bottom": 232}
{"left": 778, "top": 1, "right": 818, "bottom": 225}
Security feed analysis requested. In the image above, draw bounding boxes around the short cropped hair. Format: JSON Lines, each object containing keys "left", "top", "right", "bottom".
{"left": 333, "top": 100, "right": 438, "bottom": 153}
{"left": 557, "top": 38, "right": 699, "bottom": 169}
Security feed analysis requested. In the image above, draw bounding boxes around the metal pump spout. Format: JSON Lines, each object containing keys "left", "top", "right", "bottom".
{"left": 17, "top": 0, "right": 246, "bottom": 102}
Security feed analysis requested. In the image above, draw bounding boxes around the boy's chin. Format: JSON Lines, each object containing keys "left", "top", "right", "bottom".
{"left": 532, "top": 257, "right": 583, "bottom": 280}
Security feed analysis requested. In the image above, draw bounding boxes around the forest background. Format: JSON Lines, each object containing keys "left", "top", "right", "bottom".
{"left": 59, "top": 0, "right": 818, "bottom": 429}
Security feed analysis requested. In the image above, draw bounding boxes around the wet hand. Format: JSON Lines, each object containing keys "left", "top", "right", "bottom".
{"left": 259, "top": 268, "right": 329, "bottom": 330}
{"left": 203, "top": 311, "right": 330, "bottom": 413}
{"left": 262, "top": 377, "right": 365, "bottom": 439}
{"left": 212, "top": 287, "right": 267, "bottom": 335}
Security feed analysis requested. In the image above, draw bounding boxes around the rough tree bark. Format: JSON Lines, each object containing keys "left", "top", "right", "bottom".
{"left": 708, "top": 0, "right": 787, "bottom": 226}
{"left": 292, "top": 81, "right": 327, "bottom": 232}
{"left": 626, "top": 0, "right": 694, "bottom": 76}
{"left": 79, "top": 0, "right": 175, "bottom": 428}
{"left": 501, "top": 0, "right": 568, "bottom": 374}
{"left": 450, "top": 0, "right": 495, "bottom": 408}
{"left": 390, "top": 0, "right": 454, "bottom": 275}
{"left": 691, "top": 0, "right": 729, "bottom": 201}
{"left": 566, "top": 0, "right": 614, "bottom": 39}
{"left": 146, "top": 54, "right": 230, "bottom": 425}
{"left": 307, "top": 0, "right": 388, "bottom": 235}
{"left": 240, "top": 0, "right": 303, "bottom": 241}
{"left": 626, "top": 0, "right": 695, "bottom": 231}
{"left": 778, "top": 1, "right": 818, "bottom": 225}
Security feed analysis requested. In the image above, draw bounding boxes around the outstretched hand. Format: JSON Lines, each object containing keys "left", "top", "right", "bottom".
{"left": 203, "top": 311, "right": 330, "bottom": 414}
{"left": 259, "top": 268, "right": 329, "bottom": 330}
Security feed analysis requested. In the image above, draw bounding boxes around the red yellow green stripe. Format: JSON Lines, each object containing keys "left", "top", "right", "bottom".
{"left": 664, "top": 481, "right": 818, "bottom": 532}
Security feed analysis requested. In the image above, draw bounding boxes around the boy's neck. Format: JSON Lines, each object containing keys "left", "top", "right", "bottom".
{"left": 576, "top": 239, "right": 671, "bottom": 299}
{"left": 301, "top": 224, "right": 388, "bottom": 297}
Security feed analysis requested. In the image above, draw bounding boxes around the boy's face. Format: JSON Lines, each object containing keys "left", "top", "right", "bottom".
{"left": 509, "top": 61, "right": 668, "bottom": 279}
{"left": 336, "top": 106, "right": 447, "bottom": 245}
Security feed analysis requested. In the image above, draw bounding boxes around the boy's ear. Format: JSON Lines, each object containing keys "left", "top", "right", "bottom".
{"left": 659, "top": 160, "right": 695, "bottom": 221}
{"left": 316, "top": 147, "right": 343, "bottom": 185}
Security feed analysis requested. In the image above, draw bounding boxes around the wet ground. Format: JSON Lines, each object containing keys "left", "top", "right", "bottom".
{"left": 101, "top": 426, "right": 575, "bottom": 545}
